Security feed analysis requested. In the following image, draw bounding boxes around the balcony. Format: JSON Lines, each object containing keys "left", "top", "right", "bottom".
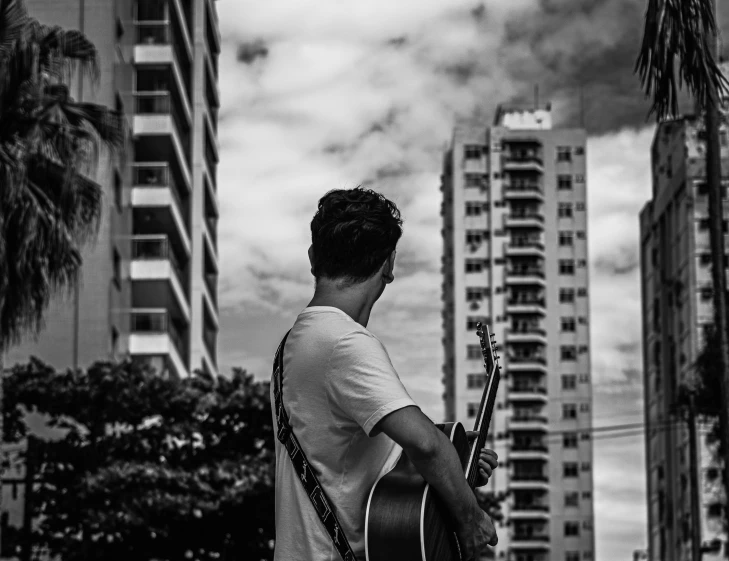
{"left": 506, "top": 326, "right": 548, "bottom": 345}
{"left": 134, "top": 18, "right": 192, "bottom": 95}
{"left": 506, "top": 296, "right": 546, "bottom": 316}
{"left": 508, "top": 385, "right": 548, "bottom": 404}
{"left": 510, "top": 442, "right": 549, "bottom": 461}
{"left": 502, "top": 151, "right": 544, "bottom": 173}
{"left": 509, "top": 473, "right": 550, "bottom": 491}
{"left": 510, "top": 503, "right": 550, "bottom": 520}
{"left": 131, "top": 163, "right": 190, "bottom": 255}
{"left": 505, "top": 267, "right": 546, "bottom": 287}
{"left": 504, "top": 212, "right": 544, "bottom": 229}
{"left": 130, "top": 235, "right": 190, "bottom": 323}
{"left": 508, "top": 414, "right": 548, "bottom": 432}
{"left": 503, "top": 183, "right": 544, "bottom": 201}
{"left": 510, "top": 535, "right": 551, "bottom": 550}
{"left": 128, "top": 309, "right": 188, "bottom": 379}
{"left": 505, "top": 239, "right": 545, "bottom": 258}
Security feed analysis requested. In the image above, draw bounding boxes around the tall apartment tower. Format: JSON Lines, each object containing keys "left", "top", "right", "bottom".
{"left": 639, "top": 113, "right": 728, "bottom": 561}
{"left": 4, "top": 0, "right": 220, "bottom": 379}
{"left": 441, "top": 105, "right": 595, "bottom": 561}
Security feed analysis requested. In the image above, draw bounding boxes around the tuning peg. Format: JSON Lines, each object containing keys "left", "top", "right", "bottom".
{"left": 476, "top": 322, "right": 482, "bottom": 329}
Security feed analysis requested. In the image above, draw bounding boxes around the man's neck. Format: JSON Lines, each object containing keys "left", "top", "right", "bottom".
{"left": 307, "top": 279, "right": 381, "bottom": 328}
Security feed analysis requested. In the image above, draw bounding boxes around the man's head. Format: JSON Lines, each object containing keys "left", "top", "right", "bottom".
{"left": 309, "top": 187, "right": 403, "bottom": 287}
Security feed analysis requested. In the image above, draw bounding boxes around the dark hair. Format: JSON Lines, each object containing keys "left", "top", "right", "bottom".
{"left": 310, "top": 187, "right": 403, "bottom": 284}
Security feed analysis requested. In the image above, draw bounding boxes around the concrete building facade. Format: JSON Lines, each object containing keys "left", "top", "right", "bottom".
{"left": 639, "top": 113, "right": 729, "bottom": 561}
{"left": 4, "top": 0, "right": 220, "bottom": 380}
{"left": 441, "top": 105, "right": 595, "bottom": 561}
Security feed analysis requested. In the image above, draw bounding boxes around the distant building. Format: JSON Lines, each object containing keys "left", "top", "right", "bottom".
{"left": 639, "top": 108, "right": 729, "bottom": 561}
{"left": 4, "top": 0, "right": 221, "bottom": 380}
{"left": 441, "top": 105, "right": 595, "bottom": 561}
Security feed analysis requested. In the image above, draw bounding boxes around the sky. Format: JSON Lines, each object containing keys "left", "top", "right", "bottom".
{"left": 212, "top": 2, "right": 729, "bottom": 560}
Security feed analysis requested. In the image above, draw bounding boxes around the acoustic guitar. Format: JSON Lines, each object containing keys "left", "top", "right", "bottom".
{"left": 365, "top": 322, "right": 501, "bottom": 561}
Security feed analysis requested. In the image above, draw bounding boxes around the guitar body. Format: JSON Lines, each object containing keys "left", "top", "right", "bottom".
{"left": 365, "top": 421, "right": 470, "bottom": 561}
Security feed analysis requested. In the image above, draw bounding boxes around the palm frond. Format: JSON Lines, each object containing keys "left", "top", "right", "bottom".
{"left": 0, "top": 0, "right": 28, "bottom": 59}
{"left": 635, "top": 0, "right": 729, "bottom": 119}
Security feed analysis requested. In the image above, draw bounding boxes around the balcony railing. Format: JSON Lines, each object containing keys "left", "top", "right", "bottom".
{"left": 205, "top": 272, "right": 218, "bottom": 308}
{"left": 132, "top": 235, "right": 185, "bottom": 290}
{"left": 511, "top": 473, "right": 548, "bottom": 482}
{"left": 512, "top": 503, "right": 549, "bottom": 512}
{"left": 509, "top": 355, "right": 547, "bottom": 365}
{"left": 512, "top": 443, "right": 548, "bottom": 452}
{"left": 507, "top": 268, "right": 545, "bottom": 278}
{"left": 504, "top": 183, "right": 543, "bottom": 194}
{"left": 512, "top": 414, "right": 548, "bottom": 423}
{"left": 512, "top": 534, "right": 550, "bottom": 542}
{"left": 510, "top": 386, "right": 547, "bottom": 395}
{"left": 205, "top": 216, "right": 218, "bottom": 250}
{"left": 507, "top": 297, "right": 545, "bottom": 306}
{"left": 130, "top": 308, "right": 186, "bottom": 358}
{"left": 508, "top": 212, "right": 544, "bottom": 222}
{"left": 505, "top": 152, "right": 543, "bottom": 166}
{"left": 132, "top": 162, "right": 185, "bottom": 215}
{"left": 509, "top": 326, "right": 547, "bottom": 336}
{"left": 510, "top": 239, "right": 545, "bottom": 250}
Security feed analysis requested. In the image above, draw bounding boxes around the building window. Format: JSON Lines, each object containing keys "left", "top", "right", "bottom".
{"left": 562, "top": 374, "right": 577, "bottom": 390}
{"left": 563, "top": 433, "right": 578, "bottom": 448}
{"left": 113, "top": 249, "right": 121, "bottom": 289}
{"left": 574, "top": 146, "right": 585, "bottom": 156}
{"left": 565, "top": 522, "right": 580, "bottom": 537}
{"left": 575, "top": 202, "right": 586, "bottom": 211}
{"left": 558, "top": 202, "right": 573, "bottom": 218}
{"left": 559, "top": 231, "right": 574, "bottom": 246}
{"left": 561, "top": 317, "right": 576, "bottom": 332}
{"left": 559, "top": 259, "right": 575, "bottom": 275}
{"left": 577, "top": 259, "right": 587, "bottom": 268}
{"left": 576, "top": 231, "right": 586, "bottom": 240}
{"left": 557, "top": 146, "right": 572, "bottom": 162}
{"left": 566, "top": 554, "right": 580, "bottom": 561}
{"left": 565, "top": 492, "right": 579, "bottom": 507}
{"left": 11, "top": 483, "right": 18, "bottom": 500}
{"left": 466, "top": 288, "right": 483, "bottom": 301}
{"left": 467, "top": 316, "right": 489, "bottom": 330}
{"left": 464, "top": 173, "right": 486, "bottom": 188}
{"left": 467, "top": 373, "right": 487, "bottom": 389}
{"left": 467, "top": 402, "right": 479, "bottom": 417}
{"left": 558, "top": 175, "right": 573, "bottom": 190}
{"left": 466, "top": 259, "right": 486, "bottom": 273}
{"left": 578, "top": 316, "right": 588, "bottom": 325}
{"left": 574, "top": 174, "right": 585, "bottom": 183}
{"left": 466, "top": 230, "right": 484, "bottom": 246}
{"left": 579, "top": 373, "right": 590, "bottom": 383}
{"left": 563, "top": 462, "right": 579, "bottom": 477}
{"left": 699, "top": 253, "right": 712, "bottom": 265}
{"left": 464, "top": 145, "right": 483, "bottom": 159}
{"left": 466, "top": 202, "right": 483, "bottom": 216}
{"left": 560, "top": 288, "right": 575, "bottom": 302}
{"left": 114, "top": 170, "right": 122, "bottom": 211}
{"left": 563, "top": 403, "right": 577, "bottom": 419}
{"left": 467, "top": 345, "right": 482, "bottom": 359}
{"left": 561, "top": 346, "right": 577, "bottom": 361}
{"left": 576, "top": 287, "right": 588, "bottom": 297}
{"left": 581, "top": 462, "right": 591, "bottom": 472}
{"left": 579, "top": 403, "right": 590, "bottom": 412}
{"left": 582, "top": 491, "right": 592, "bottom": 500}
{"left": 111, "top": 326, "right": 119, "bottom": 356}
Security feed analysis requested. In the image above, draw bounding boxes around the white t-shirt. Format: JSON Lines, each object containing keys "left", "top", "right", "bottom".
{"left": 271, "top": 306, "right": 418, "bottom": 561}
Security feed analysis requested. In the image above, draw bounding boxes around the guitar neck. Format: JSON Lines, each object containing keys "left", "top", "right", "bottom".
{"left": 464, "top": 367, "right": 500, "bottom": 488}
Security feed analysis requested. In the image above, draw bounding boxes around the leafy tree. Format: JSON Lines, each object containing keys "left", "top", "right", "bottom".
{"left": 4, "top": 359, "right": 275, "bottom": 561}
{"left": 635, "top": 0, "right": 729, "bottom": 535}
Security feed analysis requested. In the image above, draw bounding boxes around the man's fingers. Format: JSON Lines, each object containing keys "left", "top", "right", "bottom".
{"left": 479, "top": 461, "right": 493, "bottom": 477}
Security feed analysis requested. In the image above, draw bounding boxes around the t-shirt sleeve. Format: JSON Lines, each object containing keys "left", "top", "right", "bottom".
{"left": 326, "top": 330, "right": 418, "bottom": 437}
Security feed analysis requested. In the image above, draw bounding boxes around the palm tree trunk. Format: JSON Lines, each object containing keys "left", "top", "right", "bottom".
{"left": 703, "top": 0, "right": 729, "bottom": 538}
{"left": 0, "top": 291, "right": 5, "bottom": 558}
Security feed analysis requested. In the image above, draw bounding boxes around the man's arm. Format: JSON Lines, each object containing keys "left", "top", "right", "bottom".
{"left": 373, "top": 405, "right": 497, "bottom": 547}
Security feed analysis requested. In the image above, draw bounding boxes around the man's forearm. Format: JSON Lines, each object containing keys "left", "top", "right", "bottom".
{"left": 406, "top": 428, "right": 479, "bottom": 525}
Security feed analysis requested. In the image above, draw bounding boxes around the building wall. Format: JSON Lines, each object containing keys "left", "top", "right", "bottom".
{"left": 640, "top": 116, "right": 729, "bottom": 561}
{"left": 442, "top": 107, "right": 595, "bottom": 561}
{"left": 4, "top": 0, "right": 219, "bottom": 379}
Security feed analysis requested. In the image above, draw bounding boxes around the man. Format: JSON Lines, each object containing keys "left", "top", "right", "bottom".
{"left": 271, "top": 187, "right": 498, "bottom": 560}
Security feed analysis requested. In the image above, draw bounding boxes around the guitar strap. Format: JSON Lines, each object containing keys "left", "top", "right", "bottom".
{"left": 272, "top": 330, "right": 357, "bottom": 561}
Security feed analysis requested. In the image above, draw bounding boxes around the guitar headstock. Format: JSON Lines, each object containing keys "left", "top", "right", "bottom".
{"left": 475, "top": 322, "right": 500, "bottom": 377}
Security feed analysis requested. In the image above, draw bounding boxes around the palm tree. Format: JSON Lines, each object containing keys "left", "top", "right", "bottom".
{"left": 635, "top": 0, "right": 729, "bottom": 545}
{"left": 0, "top": 0, "right": 124, "bottom": 548}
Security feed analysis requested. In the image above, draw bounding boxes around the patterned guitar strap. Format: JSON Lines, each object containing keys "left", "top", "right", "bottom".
{"left": 272, "top": 331, "right": 357, "bottom": 561}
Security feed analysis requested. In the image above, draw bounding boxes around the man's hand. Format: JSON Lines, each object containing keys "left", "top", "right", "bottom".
{"left": 455, "top": 506, "right": 498, "bottom": 561}
{"left": 466, "top": 431, "right": 498, "bottom": 487}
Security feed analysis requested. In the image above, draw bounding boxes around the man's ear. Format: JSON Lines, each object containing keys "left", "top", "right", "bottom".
{"left": 308, "top": 245, "right": 315, "bottom": 276}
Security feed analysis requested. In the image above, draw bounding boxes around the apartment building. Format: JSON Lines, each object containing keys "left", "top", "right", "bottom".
{"left": 639, "top": 113, "right": 729, "bottom": 561}
{"left": 441, "top": 105, "right": 595, "bottom": 561}
{"left": 4, "top": 0, "right": 220, "bottom": 380}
